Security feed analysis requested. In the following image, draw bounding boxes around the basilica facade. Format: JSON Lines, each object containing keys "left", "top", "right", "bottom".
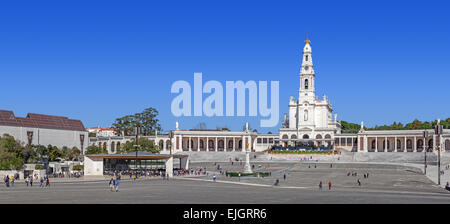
{"left": 278, "top": 37, "right": 341, "bottom": 148}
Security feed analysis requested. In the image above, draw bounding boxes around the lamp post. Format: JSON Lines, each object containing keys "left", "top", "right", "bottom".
{"left": 435, "top": 119, "right": 443, "bottom": 186}
{"left": 134, "top": 126, "right": 140, "bottom": 171}
{"left": 423, "top": 130, "right": 428, "bottom": 175}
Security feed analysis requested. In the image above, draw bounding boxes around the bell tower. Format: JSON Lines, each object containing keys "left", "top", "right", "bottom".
{"left": 299, "top": 33, "right": 315, "bottom": 103}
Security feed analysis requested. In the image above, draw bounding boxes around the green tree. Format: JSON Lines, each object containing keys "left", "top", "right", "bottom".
{"left": 85, "top": 145, "right": 107, "bottom": 155}
{"left": 49, "top": 146, "right": 62, "bottom": 161}
{"left": 112, "top": 107, "right": 162, "bottom": 136}
{"left": 120, "top": 138, "right": 160, "bottom": 153}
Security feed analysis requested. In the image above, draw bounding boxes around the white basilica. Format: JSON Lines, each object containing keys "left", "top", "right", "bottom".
{"left": 279, "top": 37, "right": 341, "bottom": 147}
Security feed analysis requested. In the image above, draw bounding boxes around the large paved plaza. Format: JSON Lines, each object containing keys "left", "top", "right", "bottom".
{"left": 1, "top": 162, "right": 450, "bottom": 204}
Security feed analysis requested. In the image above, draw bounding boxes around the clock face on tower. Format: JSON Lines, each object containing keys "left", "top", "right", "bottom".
{"left": 304, "top": 66, "right": 309, "bottom": 71}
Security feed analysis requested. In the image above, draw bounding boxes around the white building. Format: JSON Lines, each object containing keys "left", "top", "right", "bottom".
{"left": 87, "top": 127, "right": 116, "bottom": 137}
{"left": 0, "top": 110, "right": 89, "bottom": 153}
{"left": 279, "top": 37, "right": 341, "bottom": 148}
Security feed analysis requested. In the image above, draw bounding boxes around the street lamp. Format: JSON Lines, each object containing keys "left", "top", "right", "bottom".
{"left": 423, "top": 130, "right": 428, "bottom": 175}
{"left": 435, "top": 119, "right": 444, "bottom": 185}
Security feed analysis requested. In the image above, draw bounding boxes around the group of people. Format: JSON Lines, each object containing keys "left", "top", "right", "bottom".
{"left": 3, "top": 175, "right": 15, "bottom": 187}
{"left": 318, "top": 181, "right": 332, "bottom": 190}
{"left": 108, "top": 175, "right": 121, "bottom": 192}
{"left": 4, "top": 174, "right": 50, "bottom": 188}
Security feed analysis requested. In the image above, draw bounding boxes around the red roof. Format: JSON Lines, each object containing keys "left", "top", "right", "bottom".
{"left": 0, "top": 110, "right": 86, "bottom": 132}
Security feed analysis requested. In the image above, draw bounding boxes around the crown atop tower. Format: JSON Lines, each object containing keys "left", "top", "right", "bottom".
{"left": 304, "top": 32, "right": 311, "bottom": 44}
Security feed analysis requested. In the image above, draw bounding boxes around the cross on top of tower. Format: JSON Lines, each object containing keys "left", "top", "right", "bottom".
{"left": 305, "top": 32, "right": 310, "bottom": 44}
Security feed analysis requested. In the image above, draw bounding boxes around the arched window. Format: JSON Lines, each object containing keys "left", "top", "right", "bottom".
{"left": 291, "top": 134, "right": 297, "bottom": 139}
{"left": 302, "top": 134, "right": 309, "bottom": 139}
{"left": 446, "top": 140, "right": 450, "bottom": 151}
{"left": 305, "top": 79, "right": 309, "bottom": 90}
{"left": 282, "top": 135, "right": 289, "bottom": 139}
{"left": 305, "top": 55, "right": 309, "bottom": 61}
{"left": 111, "top": 141, "right": 115, "bottom": 153}
{"left": 316, "top": 134, "right": 322, "bottom": 139}
{"left": 159, "top": 140, "right": 164, "bottom": 150}
{"left": 371, "top": 140, "right": 376, "bottom": 150}
{"left": 304, "top": 110, "right": 308, "bottom": 121}
{"left": 407, "top": 139, "right": 412, "bottom": 150}
{"left": 325, "top": 134, "right": 331, "bottom": 139}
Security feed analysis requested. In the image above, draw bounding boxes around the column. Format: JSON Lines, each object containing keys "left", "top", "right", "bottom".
{"left": 233, "top": 137, "right": 236, "bottom": 151}
{"left": 394, "top": 136, "right": 397, "bottom": 152}
{"left": 433, "top": 135, "right": 435, "bottom": 152}
{"left": 375, "top": 137, "right": 378, "bottom": 152}
{"left": 404, "top": 137, "right": 407, "bottom": 152}
{"left": 206, "top": 137, "right": 209, "bottom": 151}
{"left": 188, "top": 137, "right": 191, "bottom": 151}
{"left": 384, "top": 137, "right": 387, "bottom": 152}
{"left": 215, "top": 137, "right": 218, "bottom": 151}
{"left": 414, "top": 136, "right": 417, "bottom": 152}
{"left": 197, "top": 137, "right": 200, "bottom": 151}
{"left": 224, "top": 137, "right": 227, "bottom": 151}
{"left": 242, "top": 136, "right": 245, "bottom": 151}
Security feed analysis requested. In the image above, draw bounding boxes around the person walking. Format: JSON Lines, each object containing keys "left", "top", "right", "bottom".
{"left": 25, "top": 176, "right": 29, "bottom": 187}
{"left": 328, "top": 181, "right": 332, "bottom": 190}
{"left": 5, "top": 175, "right": 9, "bottom": 188}
{"left": 319, "top": 181, "right": 322, "bottom": 190}
{"left": 213, "top": 175, "right": 216, "bottom": 182}
{"left": 109, "top": 178, "right": 115, "bottom": 191}
{"left": 45, "top": 177, "right": 50, "bottom": 188}
{"left": 283, "top": 173, "right": 286, "bottom": 181}
{"left": 357, "top": 179, "right": 361, "bottom": 186}
{"left": 30, "top": 177, "right": 33, "bottom": 187}
{"left": 10, "top": 176, "right": 14, "bottom": 187}
{"left": 40, "top": 177, "right": 44, "bottom": 188}
{"left": 114, "top": 178, "right": 120, "bottom": 192}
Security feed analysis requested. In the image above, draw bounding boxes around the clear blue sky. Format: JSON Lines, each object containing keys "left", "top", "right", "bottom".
{"left": 1, "top": 0, "right": 449, "bottom": 134}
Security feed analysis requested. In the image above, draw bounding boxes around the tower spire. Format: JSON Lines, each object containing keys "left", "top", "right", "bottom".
{"left": 305, "top": 32, "right": 310, "bottom": 44}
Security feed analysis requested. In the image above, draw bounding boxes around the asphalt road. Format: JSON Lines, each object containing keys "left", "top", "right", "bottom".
{"left": 1, "top": 162, "right": 450, "bottom": 204}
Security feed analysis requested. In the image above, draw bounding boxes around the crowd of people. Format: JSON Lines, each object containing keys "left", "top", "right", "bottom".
{"left": 4, "top": 174, "right": 50, "bottom": 188}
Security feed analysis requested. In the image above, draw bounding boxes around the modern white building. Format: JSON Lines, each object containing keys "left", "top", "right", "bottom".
{"left": 0, "top": 110, "right": 89, "bottom": 153}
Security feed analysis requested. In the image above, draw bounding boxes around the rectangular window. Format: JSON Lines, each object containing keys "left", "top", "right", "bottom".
{"left": 263, "top": 138, "right": 268, "bottom": 144}
{"left": 257, "top": 138, "right": 262, "bottom": 144}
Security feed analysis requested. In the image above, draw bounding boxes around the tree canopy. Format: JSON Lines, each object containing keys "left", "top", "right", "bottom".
{"left": 112, "top": 107, "right": 162, "bottom": 136}
{"left": 341, "top": 118, "right": 450, "bottom": 133}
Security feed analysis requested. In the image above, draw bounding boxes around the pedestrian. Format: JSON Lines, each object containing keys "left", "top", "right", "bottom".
{"left": 30, "top": 176, "right": 33, "bottom": 187}
{"left": 10, "top": 176, "right": 14, "bottom": 187}
{"left": 25, "top": 176, "right": 29, "bottom": 187}
{"left": 319, "top": 181, "right": 322, "bottom": 190}
{"left": 40, "top": 177, "right": 44, "bottom": 188}
{"left": 328, "top": 181, "right": 332, "bottom": 190}
{"left": 363, "top": 174, "right": 366, "bottom": 179}
{"left": 109, "top": 178, "right": 115, "bottom": 191}
{"left": 114, "top": 178, "right": 120, "bottom": 192}
{"left": 5, "top": 175, "right": 9, "bottom": 188}
{"left": 357, "top": 179, "right": 361, "bottom": 186}
{"left": 274, "top": 179, "right": 279, "bottom": 186}
{"left": 446, "top": 182, "right": 450, "bottom": 191}
{"left": 45, "top": 177, "right": 50, "bottom": 188}
{"left": 213, "top": 175, "right": 216, "bottom": 182}
{"left": 283, "top": 173, "right": 286, "bottom": 181}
